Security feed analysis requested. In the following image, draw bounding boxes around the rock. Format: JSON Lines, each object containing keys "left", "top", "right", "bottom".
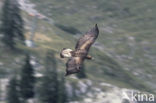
{"left": 25, "top": 40, "right": 35, "bottom": 47}
{"left": 83, "top": 98, "right": 93, "bottom": 103}
{"left": 78, "top": 81, "right": 88, "bottom": 93}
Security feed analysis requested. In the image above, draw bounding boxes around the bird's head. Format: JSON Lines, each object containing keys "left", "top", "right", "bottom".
{"left": 60, "top": 48, "right": 73, "bottom": 58}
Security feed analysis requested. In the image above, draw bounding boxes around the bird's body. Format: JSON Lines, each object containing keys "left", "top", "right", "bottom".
{"left": 71, "top": 49, "right": 88, "bottom": 57}
{"left": 60, "top": 24, "right": 99, "bottom": 76}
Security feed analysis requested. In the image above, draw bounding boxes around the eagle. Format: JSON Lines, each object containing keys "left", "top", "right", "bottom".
{"left": 60, "top": 24, "right": 99, "bottom": 76}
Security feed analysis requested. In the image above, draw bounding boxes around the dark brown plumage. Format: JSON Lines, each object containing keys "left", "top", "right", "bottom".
{"left": 61, "top": 24, "right": 99, "bottom": 76}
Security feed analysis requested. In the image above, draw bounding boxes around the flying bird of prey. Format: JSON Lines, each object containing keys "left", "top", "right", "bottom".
{"left": 60, "top": 24, "right": 99, "bottom": 76}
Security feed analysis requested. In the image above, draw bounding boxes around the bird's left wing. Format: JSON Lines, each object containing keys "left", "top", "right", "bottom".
{"left": 75, "top": 24, "right": 99, "bottom": 51}
{"left": 65, "top": 57, "right": 84, "bottom": 76}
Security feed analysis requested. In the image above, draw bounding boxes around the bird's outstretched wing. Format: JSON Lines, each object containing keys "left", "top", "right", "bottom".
{"left": 65, "top": 24, "right": 99, "bottom": 76}
{"left": 75, "top": 24, "right": 99, "bottom": 51}
{"left": 65, "top": 57, "right": 84, "bottom": 76}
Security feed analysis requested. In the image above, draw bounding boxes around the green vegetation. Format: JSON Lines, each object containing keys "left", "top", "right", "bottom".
{"left": 0, "top": 0, "right": 25, "bottom": 49}
{"left": 37, "top": 51, "right": 59, "bottom": 103}
{"left": 58, "top": 74, "right": 68, "bottom": 103}
{"left": 7, "top": 76, "right": 21, "bottom": 103}
{"left": 19, "top": 55, "right": 35, "bottom": 100}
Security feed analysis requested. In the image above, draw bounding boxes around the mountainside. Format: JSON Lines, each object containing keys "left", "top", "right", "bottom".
{"left": 30, "top": 0, "right": 156, "bottom": 91}
{"left": 0, "top": 0, "right": 156, "bottom": 103}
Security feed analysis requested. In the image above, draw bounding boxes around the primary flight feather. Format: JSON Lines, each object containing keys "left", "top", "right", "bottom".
{"left": 60, "top": 24, "right": 99, "bottom": 76}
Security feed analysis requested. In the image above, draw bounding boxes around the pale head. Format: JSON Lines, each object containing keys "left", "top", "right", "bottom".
{"left": 60, "top": 48, "right": 73, "bottom": 58}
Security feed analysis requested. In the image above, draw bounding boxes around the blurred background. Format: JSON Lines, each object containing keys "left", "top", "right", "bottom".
{"left": 0, "top": 0, "right": 156, "bottom": 103}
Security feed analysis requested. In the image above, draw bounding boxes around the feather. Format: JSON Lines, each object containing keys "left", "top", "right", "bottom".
{"left": 65, "top": 57, "right": 83, "bottom": 76}
{"left": 75, "top": 24, "right": 99, "bottom": 51}
{"left": 65, "top": 24, "right": 99, "bottom": 76}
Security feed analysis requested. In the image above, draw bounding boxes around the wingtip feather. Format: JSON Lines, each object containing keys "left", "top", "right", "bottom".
{"left": 95, "top": 24, "right": 99, "bottom": 34}
{"left": 95, "top": 24, "right": 98, "bottom": 27}
{"left": 86, "top": 24, "right": 99, "bottom": 35}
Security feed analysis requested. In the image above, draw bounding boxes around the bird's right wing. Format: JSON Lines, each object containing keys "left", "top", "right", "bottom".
{"left": 65, "top": 57, "right": 84, "bottom": 76}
